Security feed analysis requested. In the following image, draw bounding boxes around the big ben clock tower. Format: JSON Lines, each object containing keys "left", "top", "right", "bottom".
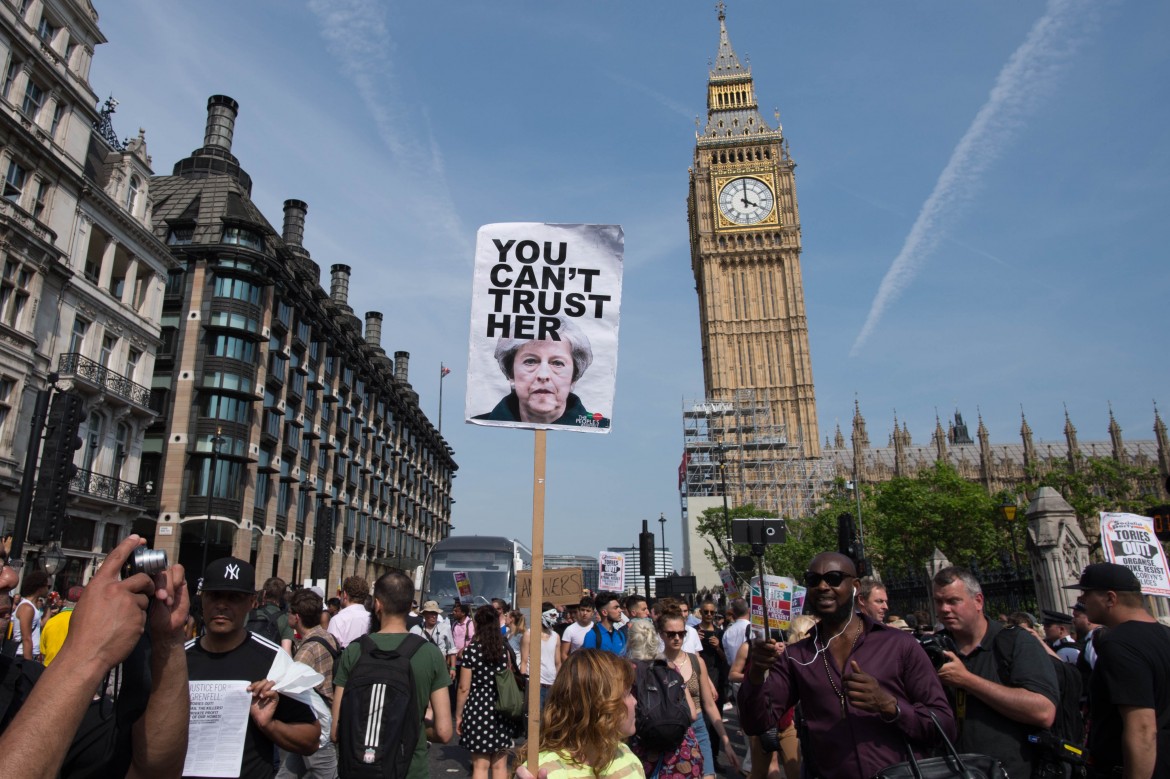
{"left": 687, "top": 5, "right": 820, "bottom": 458}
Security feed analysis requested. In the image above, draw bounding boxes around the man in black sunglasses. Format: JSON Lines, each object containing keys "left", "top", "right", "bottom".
{"left": 738, "top": 552, "right": 954, "bottom": 779}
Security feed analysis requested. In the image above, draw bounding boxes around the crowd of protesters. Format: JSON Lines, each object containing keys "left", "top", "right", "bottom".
{"left": 1, "top": 534, "right": 1167, "bottom": 779}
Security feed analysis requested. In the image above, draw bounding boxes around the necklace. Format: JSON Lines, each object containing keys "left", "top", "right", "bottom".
{"left": 822, "top": 621, "right": 863, "bottom": 717}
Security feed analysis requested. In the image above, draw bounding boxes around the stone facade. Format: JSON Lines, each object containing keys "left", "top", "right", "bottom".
{"left": 0, "top": 0, "right": 172, "bottom": 589}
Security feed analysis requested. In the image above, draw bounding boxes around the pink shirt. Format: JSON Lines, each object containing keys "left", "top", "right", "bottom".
{"left": 326, "top": 603, "right": 370, "bottom": 649}
{"left": 451, "top": 616, "right": 475, "bottom": 656}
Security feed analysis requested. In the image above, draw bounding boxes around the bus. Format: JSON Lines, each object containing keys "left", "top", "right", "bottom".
{"left": 420, "top": 535, "right": 531, "bottom": 611}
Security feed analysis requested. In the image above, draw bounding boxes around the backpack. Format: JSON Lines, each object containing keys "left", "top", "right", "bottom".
{"left": 246, "top": 605, "right": 284, "bottom": 646}
{"left": 632, "top": 659, "right": 692, "bottom": 752}
{"left": 337, "top": 633, "right": 425, "bottom": 779}
{"left": 992, "top": 627, "right": 1086, "bottom": 772}
{"left": 301, "top": 634, "right": 341, "bottom": 661}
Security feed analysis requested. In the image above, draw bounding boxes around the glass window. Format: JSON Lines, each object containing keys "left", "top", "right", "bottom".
{"left": 166, "top": 226, "right": 194, "bottom": 246}
{"left": 68, "top": 317, "right": 89, "bottom": 355}
{"left": 49, "top": 102, "right": 63, "bottom": 137}
{"left": 202, "top": 393, "right": 252, "bottom": 425}
{"left": 222, "top": 226, "right": 263, "bottom": 251}
{"left": 213, "top": 275, "right": 261, "bottom": 305}
{"left": 203, "top": 371, "right": 253, "bottom": 394}
{"left": 125, "top": 176, "right": 140, "bottom": 214}
{"left": 189, "top": 458, "right": 244, "bottom": 500}
{"left": 32, "top": 179, "right": 48, "bottom": 219}
{"left": 4, "top": 160, "right": 26, "bottom": 203}
{"left": 36, "top": 15, "right": 58, "bottom": 44}
{"left": 126, "top": 349, "right": 141, "bottom": 382}
{"left": 3, "top": 59, "right": 19, "bottom": 99}
{"left": 21, "top": 78, "right": 45, "bottom": 118}
{"left": 207, "top": 311, "right": 259, "bottom": 333}
{"left": 207, "top": 333, "right": 257, "bottom": 363}
{"left": 255, "top": 474, "right": 270, "bottom": 510}
{"left": 99, "top": 335, "right": 116, "bottom": 367}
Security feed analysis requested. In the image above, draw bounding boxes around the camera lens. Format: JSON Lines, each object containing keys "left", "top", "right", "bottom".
{"left": 122, "top": 547, "right": 168, "bottom": 579}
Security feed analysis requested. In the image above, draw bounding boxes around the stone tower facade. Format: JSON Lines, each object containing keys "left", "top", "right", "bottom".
{"left": 686, "top": 6, "right": 819, "bottom": 458}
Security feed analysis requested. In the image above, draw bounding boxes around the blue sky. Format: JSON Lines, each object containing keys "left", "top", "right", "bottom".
{"left": 89, "top": 1, "right": 1170, "bottom": 562}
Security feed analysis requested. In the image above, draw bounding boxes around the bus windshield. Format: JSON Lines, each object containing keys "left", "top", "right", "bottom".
{"left": 423, "top": 549, "right": 514, "bottom": 610}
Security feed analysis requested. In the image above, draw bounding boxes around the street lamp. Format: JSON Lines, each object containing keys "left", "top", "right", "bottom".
{"left": 657, "top": 512, "right": 667, "bottom": 583}
{"left": 998, "top": 498, "right": 1021, "bottom": 571}
{"left": 200, "top": 428, "right": 226, "bottom": 579}
{"left": 40, "top": 541, "right": 66, "bottom": 576}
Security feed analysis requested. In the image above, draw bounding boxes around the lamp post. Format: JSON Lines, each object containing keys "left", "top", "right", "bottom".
{"left": 657, "top": 512, "right": 667, "bottom": 586}
{"left": 998, "top": 498, "right": 1020, "bottom": 571}
{"left": 200, "top": 428, "right": 225, "bottom": 579}
{"left": 41, "top": 541, "right": 66, "bottom": 577}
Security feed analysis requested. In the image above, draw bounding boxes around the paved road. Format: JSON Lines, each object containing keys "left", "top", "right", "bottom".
{"left": 426, "top": 704, "right": 750, "bottom": 776}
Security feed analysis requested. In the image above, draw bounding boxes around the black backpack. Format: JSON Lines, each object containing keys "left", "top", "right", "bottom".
{"left": 245, "top": 605, "right": 284, "bottom": 646}
{"left": 632, "top": 659, "right": 692, "bottom": 752}
{"left": 337, "top": 633, "right": 426, "bottom": 779}
{"left": 992, "top": 627, "right": 1086, "bottom": 772}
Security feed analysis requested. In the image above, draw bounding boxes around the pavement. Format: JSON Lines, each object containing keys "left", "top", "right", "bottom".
{"left": 426, "top": 703, "right": 751, "bottom": 776}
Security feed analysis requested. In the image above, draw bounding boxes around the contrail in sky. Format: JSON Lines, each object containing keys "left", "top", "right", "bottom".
{"left": 850, "top": 0, "right": 1104, "bottom": 356}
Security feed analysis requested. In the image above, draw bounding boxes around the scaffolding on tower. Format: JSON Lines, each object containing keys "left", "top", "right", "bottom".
{"left": 682, "top": 388, "right": 835, "bottom": 520}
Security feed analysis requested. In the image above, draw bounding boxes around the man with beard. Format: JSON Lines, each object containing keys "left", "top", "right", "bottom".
{"left": 739, "top": 552, "right": 954, "bottom": 779}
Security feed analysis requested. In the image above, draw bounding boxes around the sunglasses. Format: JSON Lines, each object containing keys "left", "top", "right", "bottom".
{"left": 701, "top": 610, "right": 717, "bottom": 616}
{"left": 803, "top": 570, "right": 853, "bottom": 588}
{"left": 662, "top": 630, "right": 686, "bottom": 640}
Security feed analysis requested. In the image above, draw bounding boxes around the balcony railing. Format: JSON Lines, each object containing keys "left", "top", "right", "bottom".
{"left": 70, "top": 467, "right": 145, "bottom": 506}
{"left": 58, "top": 353, "right": 152, "bottom": 408}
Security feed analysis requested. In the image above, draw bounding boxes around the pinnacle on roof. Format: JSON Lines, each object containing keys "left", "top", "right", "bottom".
{"left": 711, "top": 2, "right": 748, "bottom": 79}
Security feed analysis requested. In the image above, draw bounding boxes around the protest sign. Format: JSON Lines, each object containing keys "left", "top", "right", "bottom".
{"left": 465, "top": 223, "right": 624, "bottom": 432}
{"left": 184, "top": 681, "right": 250, "bottom": 777}
{"left": 749, "top": 575, "right": 804, "bottom": 632}
{"left": 718, "top": 568, "right": 740, "bottom": 599}
{"left": 454, "top": 571, "right": 473, "bottom": 600}
{"left": 517, "top": 567, "right": 584, "bottom": 606}
{"left": 599, "top": 551, "right": 625, "bottom": 591}
{"left": 1099, "top": 512, "right": 1170, "bottom": 597}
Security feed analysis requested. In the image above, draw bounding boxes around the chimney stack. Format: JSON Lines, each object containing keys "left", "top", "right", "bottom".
{"left": 365, "top": 311, "right": 383, "bottom": 348}
{"left": 282, "top": 199, "right": 307, "bottom": 248}
{"left": 203, "top": 95, "right": 239, "bottom": 153}
{"left": 394, "top": 351, "right": 410, "bottom": 385}
{"left": 330, "top": 264, "right": 351, "bottom": 306}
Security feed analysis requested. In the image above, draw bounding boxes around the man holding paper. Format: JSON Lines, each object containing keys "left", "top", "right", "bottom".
{"left": 184, "top": 557, "right": 320, "bottom": 779}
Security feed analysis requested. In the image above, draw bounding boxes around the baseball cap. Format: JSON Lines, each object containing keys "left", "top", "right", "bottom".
{"left": 420, "top": 600, "right": 442, "bottom": 614}
{"left": 1071, "top": 601, "right": 1087, "bottom": 613}
{"left": 201, "top": 557, "right": 256, "bottom": 593}
{"left": 1061, "top": 562, "right": 1142, "bottom": 593}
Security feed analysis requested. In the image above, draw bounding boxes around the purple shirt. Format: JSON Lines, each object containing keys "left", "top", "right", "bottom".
{"left": 738, "top": 614, "right": 955, "bottom": 779}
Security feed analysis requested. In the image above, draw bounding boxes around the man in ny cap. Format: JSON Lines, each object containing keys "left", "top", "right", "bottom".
{"left": 185, "top": 557, "right": 320, "bottom": 779}
{"left": 1040, "top": 608, "right": 1080, "bottom": 664}
{"left": 1065, "top": 562, "right": 1169, "bottom": 779}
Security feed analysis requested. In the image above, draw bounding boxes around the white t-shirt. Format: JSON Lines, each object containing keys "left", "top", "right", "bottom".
{"left": 539, "top": 630, "right": 560, "bottom": 685}
{"left": 722, "top": 618, "right": 751, "bottom": 669}
{"left": 561, "top": 621, "right": 594, "bottom": 654}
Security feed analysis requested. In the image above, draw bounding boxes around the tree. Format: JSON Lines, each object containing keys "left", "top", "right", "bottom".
{"left": 1023, "top": 455, "right": 1161, "bottom": 553}
{"left": 867, "top": 463, "right": 1001, "bottom": 574}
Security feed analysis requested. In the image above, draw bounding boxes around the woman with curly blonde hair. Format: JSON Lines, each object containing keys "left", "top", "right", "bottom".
{"left": 531, "top": 648, "right": 643, "bottom": 778}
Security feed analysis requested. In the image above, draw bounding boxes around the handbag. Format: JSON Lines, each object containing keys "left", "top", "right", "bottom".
{"left": 871, "top": 710, "right": 1008, "bottom": 779}
{"left": 494, "top": 646, "right": 525, "bottom": 718}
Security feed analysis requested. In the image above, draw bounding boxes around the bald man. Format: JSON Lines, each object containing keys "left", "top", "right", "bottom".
{"left": 739, "top": 552, "right": 954, "bottom": 779}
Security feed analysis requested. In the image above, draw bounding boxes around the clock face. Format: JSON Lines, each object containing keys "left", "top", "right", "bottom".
{"left": 718, "top": 177, "right": 775, "bottom": 226}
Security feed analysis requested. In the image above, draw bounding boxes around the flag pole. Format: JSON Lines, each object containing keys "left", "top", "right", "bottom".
{"left": 438, "top": 363, "right": 447, "bottom": 434}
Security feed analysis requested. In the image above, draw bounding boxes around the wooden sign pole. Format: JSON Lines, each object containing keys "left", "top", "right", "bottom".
{"left": 525, "top": 429, "right": 547, "bottom": 770}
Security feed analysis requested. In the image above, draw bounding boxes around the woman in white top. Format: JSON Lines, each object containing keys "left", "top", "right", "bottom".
{"left": 12, "top": 570, "right": 50, "bottom": 660}
{"left": 520, "top": 601, "right": 563, "bottom": 709}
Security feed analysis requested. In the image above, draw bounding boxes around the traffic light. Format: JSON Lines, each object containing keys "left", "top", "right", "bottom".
{"left": 639, "top": 525, "right": 656, "bottom": 575}
{"left": 28, "top": 391, "right": 85, "bottom": 543}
